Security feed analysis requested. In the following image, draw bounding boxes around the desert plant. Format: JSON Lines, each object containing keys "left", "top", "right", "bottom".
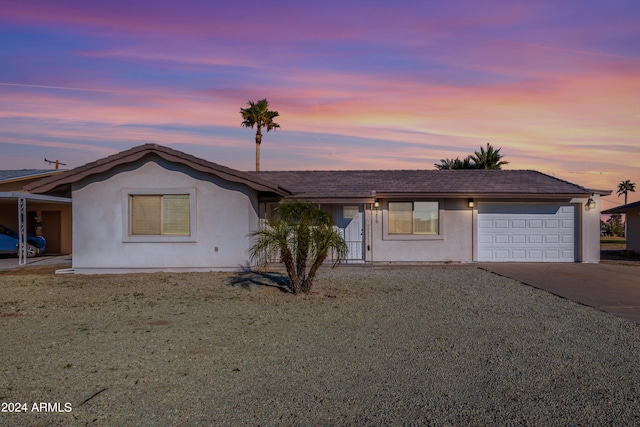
{"left": 605, "top": 213, "right": 625, "bottom": 237}
{"left": 248, "top": 201, "right": 347, "bottom": 295}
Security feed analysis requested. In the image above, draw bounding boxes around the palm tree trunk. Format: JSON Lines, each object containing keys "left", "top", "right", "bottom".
{"left": 303, "top": 253, "right": 328, "bottom": 293}
{"left": 280, "top": 247, "right": 300, "bottom": 294}
{"left": 624, "top": 192, "right": 628, "bottom": 240}
{"left": 255, "top": 128, "right": 263, "bottom": 171}
{"left": 256, "top": 142, "right": 260, "bottom": 171}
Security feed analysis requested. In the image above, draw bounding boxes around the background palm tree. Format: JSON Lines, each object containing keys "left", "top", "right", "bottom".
{"left": 434, "top": 143, "right": 508, "bottom": 170}
{"left": 240, "top": 99, "right": 280, "bottom": 171}
{"left": 615, "top": 180, "right": 636, "bottom": 239}
{"left": 617, "top": 180, "right": 636, "bottom": 205}
{"left": 434, "top": 156, "right": 474, "bottom": 170}
{"left": 248, "top": 201, "right": 347, "bottom": 295}
{"left": 470, "top": 143, "right": 509, "bottom": 170}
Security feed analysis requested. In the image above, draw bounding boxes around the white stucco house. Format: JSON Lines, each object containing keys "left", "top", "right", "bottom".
{"left": 26, "top": 144, "right": 607, "bottom": 273}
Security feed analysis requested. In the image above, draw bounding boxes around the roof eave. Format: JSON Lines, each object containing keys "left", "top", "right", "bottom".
{"left": 283, "top": 196, "right": 376, "bottom": 204}
{"left": 0, "top": 171, "right": 64, "bottom": 185}
{"left": 602, "top": 201, "right": 640, "bottom": 214}
{"left": 375, "top": 192, "right": 591, "bottom": 199}
{"left": 0, "top": 192, "right": 72, "bottom": 204}
{"left": 589, "top": 188, "right": 613, "bottom": 196}
{"left": 280, "top": 192, "right": 591, "bottom": 203}
{"left": 25, "top": 144, "right": 291, "bottom": 197}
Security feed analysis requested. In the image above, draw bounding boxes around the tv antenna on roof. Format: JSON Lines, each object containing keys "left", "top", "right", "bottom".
{"left": 44, "top": 158, "right": 67, "bottom": 170}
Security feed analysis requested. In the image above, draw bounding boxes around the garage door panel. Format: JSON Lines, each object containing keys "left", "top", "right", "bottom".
{"left": 495, "top": 250, "right": 510, "bottom": 259}
{"left": 512, "top": 235, "right": 526, "bottom": 244}
{"left": 529, "top": 235, "right": 543, "bottom": 244}
{"left": 479, "top": 249, "right": 493, "bottom": 259}
{"left": 479, "top": 235, "right": 493, "bottom": 244}
{"left": 495, "top": 235, "right": 509, "bottom": 244}
{"left": 512, "top": 250, "right": 526, "bottom": 259}
{"left": 545, "top": 250, "right": 560, "bottom": 259}
{"left": 545, "top": 235, "right": 559, "bottom": 243}
{"left": 478, "top": 203, "right": 575, "bottom": 262}
{"left": 479, "top": 219, "right": 493, "bottom": 229}
{"left": 528, "top": 250, "right": 543, "bottom": 259}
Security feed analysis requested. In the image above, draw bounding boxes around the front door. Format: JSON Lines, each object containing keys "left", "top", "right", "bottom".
{"left": 336, "top": 205, "right": 364, "bottom": 262}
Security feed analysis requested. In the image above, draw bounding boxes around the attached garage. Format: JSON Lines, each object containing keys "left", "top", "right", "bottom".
{"left": 478, "top": 203, "right": 577, "bottom": 262}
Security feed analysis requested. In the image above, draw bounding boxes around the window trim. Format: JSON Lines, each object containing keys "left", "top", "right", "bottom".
{"left": 122, "top": 188, "right": 197, "bottom": 243}
{"left": 382, "top": 199, "right": 444, "bottom": 241}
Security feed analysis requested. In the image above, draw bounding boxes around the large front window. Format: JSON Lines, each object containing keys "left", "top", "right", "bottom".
{"left": 130, "top": 194, "right": 190, "bottom": 236}
{"left": 388, "top": 201, "right": 439, "bottom": 235}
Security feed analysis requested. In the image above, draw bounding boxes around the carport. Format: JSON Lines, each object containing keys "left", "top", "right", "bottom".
{"left": 0, "top": 192, "right": 72, "bottom": 265}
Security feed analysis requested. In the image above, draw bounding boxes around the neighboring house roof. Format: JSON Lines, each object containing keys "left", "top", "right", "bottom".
{"left": 0, "top": 169, "right": 63, "bottom": 184}
{"left": 24, "top": 144, "right": 291, "bottom": 197}
{"left": 602, "top": 201, "right": 640, "bottom": 214}
{"left": 250, "top": 169, "right": 592, "bottom": 201}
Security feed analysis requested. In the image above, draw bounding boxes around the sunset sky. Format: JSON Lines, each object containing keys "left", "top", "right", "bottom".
{"left": 1, "top": 0, "right": 638, "bottom": 207}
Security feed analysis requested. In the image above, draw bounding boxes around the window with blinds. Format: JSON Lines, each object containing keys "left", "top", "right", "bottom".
{"left": 130, "top": 194, "right": 190, "bottom": 236}
{"left": 388, "top": 201, "right": 439, "bottom": 235}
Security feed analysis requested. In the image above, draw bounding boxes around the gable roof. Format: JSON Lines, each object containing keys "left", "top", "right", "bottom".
{"left": 602, "top": 200, "right": 640, "bottom": 214}
{"left": 250, "top": 169, "right": 592, "bottom": 201}
{"left": 24, "top": 144, "right": 290, "bottom": 197}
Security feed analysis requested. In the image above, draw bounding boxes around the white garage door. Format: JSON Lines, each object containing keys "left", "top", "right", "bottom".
{"left": 478, "top": 203, "right": 576, "bottom": 262}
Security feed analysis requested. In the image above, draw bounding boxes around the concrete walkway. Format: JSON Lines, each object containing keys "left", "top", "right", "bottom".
{"left": 479, "top": 263, "right": 640, "bottom": 325}
{"left": 0, "top": 255, "right": 71, "bottom": 270}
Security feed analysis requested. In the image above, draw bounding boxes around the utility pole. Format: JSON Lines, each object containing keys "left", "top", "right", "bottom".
{"left": 44, "top": 158, "right": 67, "bottom": 170}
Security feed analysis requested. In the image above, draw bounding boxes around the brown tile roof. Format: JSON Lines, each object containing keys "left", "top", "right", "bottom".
{"left": 249, "top": 169, "right": 591, "bottom": 200}
{"left": 25, "top": 144, "right": 290, "bottom": 197}
{"left": 23, "top": 143, "right": 592, "bottom": 201}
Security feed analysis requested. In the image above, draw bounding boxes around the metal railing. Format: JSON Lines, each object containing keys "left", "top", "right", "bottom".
{"left": 255, "top": 220, "right": 363, "bottom": 265}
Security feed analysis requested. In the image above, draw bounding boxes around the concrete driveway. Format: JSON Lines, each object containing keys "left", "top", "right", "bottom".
{"left": 479, "top": 263, "right": 640, "bottom": 325}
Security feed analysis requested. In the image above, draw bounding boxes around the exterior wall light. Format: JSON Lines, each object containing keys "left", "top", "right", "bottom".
{"left": 374, "top": 199, "right": 380, "bottom": 209}
{"left": 468, "top": 198, "right": 474, "bottom": 208}
{"left": 586, "top": 197, "right": 596, "bottom": 210}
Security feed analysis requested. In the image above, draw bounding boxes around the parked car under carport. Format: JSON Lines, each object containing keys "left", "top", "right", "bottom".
{"left": 0, "top": 224, "right": 46, "bottom": 257}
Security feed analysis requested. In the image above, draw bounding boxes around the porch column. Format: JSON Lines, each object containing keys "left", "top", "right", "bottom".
{"left": 18, "top": 196, "right": 27, "bottom": 265}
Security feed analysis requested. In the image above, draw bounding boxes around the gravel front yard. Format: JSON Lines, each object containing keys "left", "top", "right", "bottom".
{"left": 1, "top": 266, "right": 639, "bottom": 426}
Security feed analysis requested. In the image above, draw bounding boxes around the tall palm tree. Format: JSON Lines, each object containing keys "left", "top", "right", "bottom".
{"left": 248, "top": 201, "right": 347, "bottom": 295}
{"left": 470, "top": 143, "right": 509, "bottom": 170}
{"left": 240, "top": 99, "right": 280, "bottom": 171}
{"left": 617, "top": 180, "right": 636, "bottom": 205}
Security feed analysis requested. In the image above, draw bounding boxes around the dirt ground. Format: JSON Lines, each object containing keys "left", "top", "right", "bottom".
{"left": 2, "top": 267, "right": 640, "bottom": 426}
